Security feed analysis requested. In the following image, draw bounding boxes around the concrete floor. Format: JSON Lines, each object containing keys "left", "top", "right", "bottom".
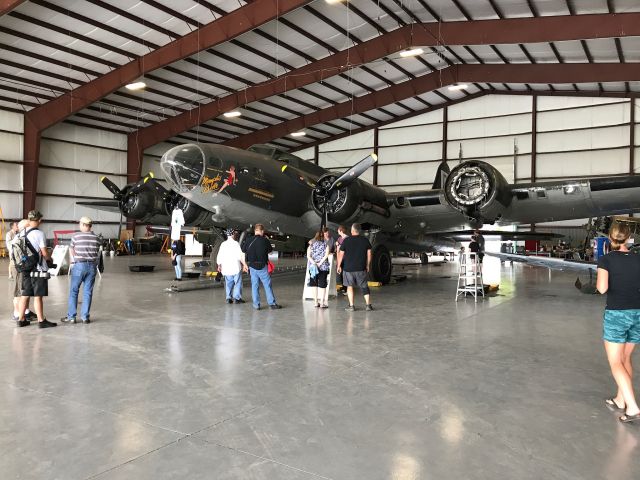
{"left": 1, "top": 254, "right": 638, "bottom": 480}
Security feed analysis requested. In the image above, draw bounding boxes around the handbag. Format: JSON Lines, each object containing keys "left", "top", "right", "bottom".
{"left": 267, "top": 260, "right": 275, "bottom": 274}
{"left": 171, "top": 258, "right": 177, "bottom": 266}
{"left": 308, "top": 263, "right": 319, "bottom": 278}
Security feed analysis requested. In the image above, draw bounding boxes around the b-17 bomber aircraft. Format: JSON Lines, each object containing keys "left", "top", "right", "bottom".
{"left": 84, "top": 143, "right": 640, "bottom": 283}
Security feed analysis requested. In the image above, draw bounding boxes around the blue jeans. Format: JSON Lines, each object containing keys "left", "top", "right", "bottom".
{"left": 174, "top": 255, "right": 182, "bottom": 279}
{"left": 68, "top": 262, "right": 97, "bottom": 320}
{"left": 249, "top": 266, "right": 276, "bottom": 308}
{"left": 225, "top": 272, "right": 243, "bottom": 300}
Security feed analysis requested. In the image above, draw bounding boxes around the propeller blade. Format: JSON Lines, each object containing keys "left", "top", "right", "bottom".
{"left": 432, "top": 159, "right": 450, "bottom": 190}
{"left": 101, "top": 176, "right": 123, "bottom": 199}
{"left": 147, "top": 177, "right": 171, "bottom": 200}
{"left": 281, "top": 164, "right": 318, "bottom": 189}
{"left": 328, "top": 153, "right": 377, "bottom": 192}
{"left": 128, "top": 172, "right": 156, "bottom": 195}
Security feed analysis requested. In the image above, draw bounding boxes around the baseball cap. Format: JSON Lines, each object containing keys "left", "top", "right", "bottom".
{"left": 79, "top": 216, "right": 93, "bottom": 225}
{"left": 27, "top": 210, "right": 43, "bottom": 220}
{"left": 225, "top": 227, "right": 236, "bottom": 236}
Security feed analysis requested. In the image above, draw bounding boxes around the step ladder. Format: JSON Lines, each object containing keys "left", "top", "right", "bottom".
{"left": 455, "top": 252, "right": 485, "bottom": 302}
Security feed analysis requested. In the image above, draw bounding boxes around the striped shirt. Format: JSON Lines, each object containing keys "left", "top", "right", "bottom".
{"left": 71, "top": 231, "right": 101, "bottom": 263}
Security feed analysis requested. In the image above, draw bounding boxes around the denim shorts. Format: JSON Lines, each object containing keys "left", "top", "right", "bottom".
{"left": 603, "top": 309, "right": 640, "bottom": 344}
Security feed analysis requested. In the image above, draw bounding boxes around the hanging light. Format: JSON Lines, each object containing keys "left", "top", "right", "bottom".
{"left": 325, "top": 0, "right": 344, "bottom": 4}
{"left": 448, "top": 83, "right": 469, "bottom": 91}
{"left": 125, "top": 81, "right": 146, "bottom": 91}
{"left": 223, "top": 111, "right": 242, "bottom": 118}
{"left": 400, "top": 48, "right": 424, "bottom": 58}
{"left": 291, "top": 131, "right": 306, "bottom": 137}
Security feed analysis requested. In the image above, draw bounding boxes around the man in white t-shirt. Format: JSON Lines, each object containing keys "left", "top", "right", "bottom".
{"left": 216, "top": 228, "right": 248, "bottom": 304}
{"left": 17, "top": 210, "right": 57, "bottom": 328}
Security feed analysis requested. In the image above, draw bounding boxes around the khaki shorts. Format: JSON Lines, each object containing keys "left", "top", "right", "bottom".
{"left": 13, "top": 271, "right": 23, "bottom": 297}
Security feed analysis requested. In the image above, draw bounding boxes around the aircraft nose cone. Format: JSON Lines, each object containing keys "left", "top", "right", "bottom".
{"left": 160, "top": 144, "right": 205, "bottom": 193}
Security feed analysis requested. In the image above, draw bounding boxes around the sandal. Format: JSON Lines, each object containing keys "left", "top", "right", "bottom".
{"left": 315, "top": 302, "right": 320, "bottom": 308}
{"left": 605, "top": 398, "right": 625, "bottom": 412}
{"left": 619, "top": 412, "right": 640, "bottom": 423}
{"left": 320, "top": 304, "right": 329, "bottom": 309}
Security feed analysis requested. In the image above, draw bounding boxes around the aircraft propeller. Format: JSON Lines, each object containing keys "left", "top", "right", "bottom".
{"left": 101, "top": 172, "right": 171, "bottom": 201}
{"left": 432, "top": 158, "right": 450, "bottom": 190}
{"left": 282, "top": 153, "right": 377, "bottom": 229}
{"left": 101, "top": 176, "right": 123, "bottom": 199}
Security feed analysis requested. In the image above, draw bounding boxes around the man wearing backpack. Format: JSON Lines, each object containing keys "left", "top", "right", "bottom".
{"left": 17, "top": 210, "right": 56, "bottom": 328}
{"left": 9, "top": 219, "right": 35, "bottom": 323}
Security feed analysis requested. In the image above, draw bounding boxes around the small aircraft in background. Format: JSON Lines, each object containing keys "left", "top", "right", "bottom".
{"left": 80, "top": 143, "right": 640, "bottom": 283}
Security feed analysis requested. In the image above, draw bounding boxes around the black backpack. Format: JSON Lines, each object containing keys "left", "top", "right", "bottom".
{"left": 11, "top": 228, "right": 41, "bottom": 273}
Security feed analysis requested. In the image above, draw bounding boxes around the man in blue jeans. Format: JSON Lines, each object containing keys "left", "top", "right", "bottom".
{"left": 242, "top": 224, "right": 281, "bottom": 310}
{"left": 61, "top": 217, "right": 101, "bottom": 324}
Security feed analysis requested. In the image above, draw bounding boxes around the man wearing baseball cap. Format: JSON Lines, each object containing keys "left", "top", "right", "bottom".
{"left": 17, "top": 210, "right": 56, "bottom": 328}
{"left": 61, "top": 216, "right": 101, "bottom": 324}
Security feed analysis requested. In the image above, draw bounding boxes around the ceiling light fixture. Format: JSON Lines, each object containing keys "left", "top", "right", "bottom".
{"left": 125, "top": 81, "right": 146, "bottom": 91}
{"left": 400, "top": 48, "right": 424, "bottom": 58}
{"left": 223, "top": 111, "right": 242, "bottom": 118}
{"left": 448, "top": 83, "right": 469, "bottom": 91}
{"left": 291, "top": 131, "right": 306, "bottom": 137}
{"left": 325, "top": 0, "right": 344, "bottom": 4}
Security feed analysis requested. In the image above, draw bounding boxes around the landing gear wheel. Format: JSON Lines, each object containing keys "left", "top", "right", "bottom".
{"left": 419, "top": 252, "right": 429, "bottom": 265}
{"left": 371, "top": 245, "right": 392, "bottom": 285}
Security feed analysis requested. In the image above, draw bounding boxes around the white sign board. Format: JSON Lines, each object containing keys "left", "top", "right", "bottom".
{"left": 302, "top": 254, "right": 336, "bottom": 301}
{"left": 48, "top": 245, "right": 70, "bottom": 276}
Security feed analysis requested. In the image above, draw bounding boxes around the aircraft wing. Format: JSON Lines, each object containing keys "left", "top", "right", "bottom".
{"left": 391, "top": 162, "right": 640, "bottom": 235}
{"left": 76, "top": 200, "right": 121, "bottom": 213}
{"left": 485, "top": 252, "right": 596, "bottom": 273}
{"left": 441, "top": 230, "right": 563, "bottom": 242}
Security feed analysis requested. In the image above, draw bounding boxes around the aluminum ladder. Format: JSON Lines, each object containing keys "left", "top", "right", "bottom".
{"left": 455, "top": 252, "right": 485, "bottom": 302}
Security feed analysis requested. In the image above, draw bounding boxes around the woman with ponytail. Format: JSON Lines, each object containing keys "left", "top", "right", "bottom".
{"left": 596, "top": 223, "right": 640, "bottom": 423}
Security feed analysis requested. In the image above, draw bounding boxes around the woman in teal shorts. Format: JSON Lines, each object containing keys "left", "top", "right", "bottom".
{"left": 597, "top": 223, "right": 640, "bottom": 423}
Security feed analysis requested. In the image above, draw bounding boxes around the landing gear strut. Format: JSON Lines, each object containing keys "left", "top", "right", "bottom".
{"left": 419, "top": 252, "right": 429, "bottom": 265}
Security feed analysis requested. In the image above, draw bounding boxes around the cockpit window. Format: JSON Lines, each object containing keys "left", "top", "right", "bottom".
{"left": 248, "top": 144, "right": 278, "bottom": 158}
{"left": 161, "top": 145, "right": 205, "bottom": 193}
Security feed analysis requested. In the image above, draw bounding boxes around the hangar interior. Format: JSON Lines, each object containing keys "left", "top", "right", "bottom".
{"left": 1, "top": 0, "right": 640, "bottom": 478}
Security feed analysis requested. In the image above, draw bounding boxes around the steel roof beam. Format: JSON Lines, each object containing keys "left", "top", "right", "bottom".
{"left": 223, "top": 63, "right": 640, "bottom": 149}
{"left": 21, "top": 0, "right": 313, "bottom": 214}
{"left": 24, "top": 0, "right": 313, "bottom": 131}
{"left": 0, "top": 0, "right": 25, "bottom": 16}
{"left": 131, "top": 12, "right": 640, "bottom": 150}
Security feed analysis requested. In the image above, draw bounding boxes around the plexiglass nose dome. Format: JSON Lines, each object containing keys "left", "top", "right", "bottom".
{"left": 161, "top": 144, "right": 205, "bottom": 193}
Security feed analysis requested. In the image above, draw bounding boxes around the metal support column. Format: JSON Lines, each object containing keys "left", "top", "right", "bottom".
{"left": 22, "top": 117, "right": 41, "bottom": 216}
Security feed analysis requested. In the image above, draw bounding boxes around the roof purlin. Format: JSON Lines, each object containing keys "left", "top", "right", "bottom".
{"left": 131, "top": 13, "right": 640, "bottom": 149}
{"left": 223, "top": 63, "right": 640, "bottom": 149}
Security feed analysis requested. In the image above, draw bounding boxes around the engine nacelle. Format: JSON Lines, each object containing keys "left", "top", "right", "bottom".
{"left": 311, "top": 174, "right": 389, "bottom": 224}
{"left": 120, "top": 187, "right": 166, "bottom": 222}
{"left": 442, "top": 161, "right": 512, "bottom": 225}
{"left": 165, "top": 195, "right": 216, "bottom": 228}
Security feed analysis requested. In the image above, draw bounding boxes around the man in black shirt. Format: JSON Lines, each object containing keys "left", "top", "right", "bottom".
{"left": 242, "top": 224, "right": 281, "bottom": 310}
{"left": 337, "top": 223, "right": 373, "bottom": 311}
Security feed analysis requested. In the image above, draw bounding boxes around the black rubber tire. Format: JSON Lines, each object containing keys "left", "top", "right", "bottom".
{"left": 420, "top": 252, "right": 429, "bottom": 265}
{"left": 371, "top": 245, "right": 392, "bottom": 285}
